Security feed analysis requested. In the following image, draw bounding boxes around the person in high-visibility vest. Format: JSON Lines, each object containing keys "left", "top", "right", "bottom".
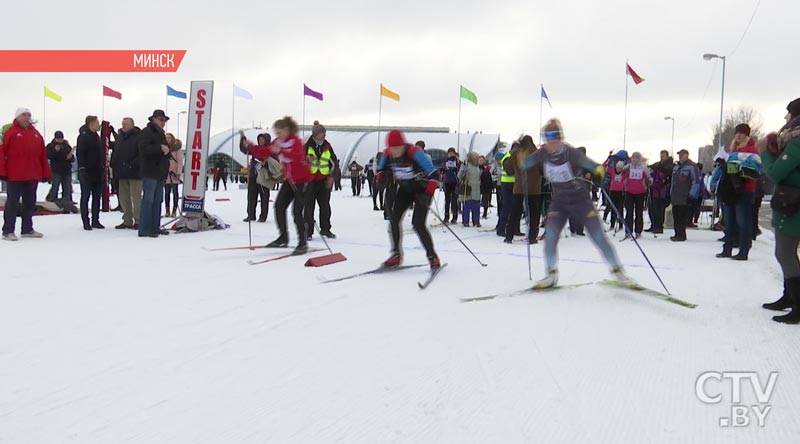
{"left": 304, "top": 121, "right": 338, "bottom": 239}
{"left": 495, "top": 142, "right": 518, "bottom": 237}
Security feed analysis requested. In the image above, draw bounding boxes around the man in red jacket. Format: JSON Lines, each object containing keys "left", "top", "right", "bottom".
{"left": 0, "top": 108, "right": 52, "bottom": 241}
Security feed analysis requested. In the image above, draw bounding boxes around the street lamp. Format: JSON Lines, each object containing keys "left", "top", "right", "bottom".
{"left": 177, "top": 111, "right": 188, "bottom": 141}
{"left": 703, "top": 53, "right": 727, "bottom": 151}
{"left": 664, "top": 117, "right": 675, "bottom": 156}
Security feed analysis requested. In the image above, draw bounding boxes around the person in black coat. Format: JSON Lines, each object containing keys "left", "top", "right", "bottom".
{"left": 45, "top": 130, "right": 76, "bottom": 212}
{"left": 213, "top": 158, "right": 228, "bottom": 191}
{"left": 240, "top": 131, "right": 272, "bottom": 222}
{"left": 110, "top": 118, "right": 142, "bottom": 229}
{"left": 137, "top": 110, "right": 171, "bottom": 238}
{"left": 77, "top": 117, "right": 104, "bottom": 230}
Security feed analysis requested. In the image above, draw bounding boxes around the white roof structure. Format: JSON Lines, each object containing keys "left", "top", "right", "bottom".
{"left": 208, "top": 127, "right": 500, "bottom": 169}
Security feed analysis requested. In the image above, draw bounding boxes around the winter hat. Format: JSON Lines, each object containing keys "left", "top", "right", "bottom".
{"left": 14, "top": 107, "right": 31, "bottom": 119}
{"left": 734, "top": 123, "right": 751, "bottom": 136}
{"left": 148, "top": 109, "right": 170, "bottom": 121}
{"left": 788, "top": 98, "right": 800, "bottom": 119}
{"left": 54, "top": 130, "right": 64, "bottom": 139}
{"left": 415, "top": 140, "right": 426, "bottom": 149}
{"left": 677, "top": 149, "right": 689, "bottom": 156}
{"left": 615, "top": 161, "right": 625, "bottom": 170}
{"left": 385, "top": 129, "right": 407, "bottom": 148}
{"left": 447, "top": 147, "right": 457, "bottom": 154}
{"left": 257, "top": 133, "right": 272, "bottom": 145}
{"left": 615, "top": 150, "right": 629, "bottom": 161}
{"left": 311, "top": 120, "right": 326, "bottom": 137}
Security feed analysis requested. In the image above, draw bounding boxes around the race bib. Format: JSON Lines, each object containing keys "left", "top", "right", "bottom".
{"left": 445, "top": 160, "right": 458, "bottom": 169}
{"left": 629, "top": 169, "right": 643, "bottom": 180}
{"left": 393, "top": 165, "right": 416, "bottom": 180}
{"left": 613, "top": 174, "right": 623, "bottom": 182}
{"left": 545, "top": 162, "right": 574, "bottom": 183}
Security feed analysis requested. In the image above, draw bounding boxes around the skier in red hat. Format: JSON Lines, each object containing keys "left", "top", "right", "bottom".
{"left": 376, "top": 129, "right": 441, "bottom": 270}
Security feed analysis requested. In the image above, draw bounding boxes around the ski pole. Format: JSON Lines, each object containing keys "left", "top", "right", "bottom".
{"left": 248, "top": 219, "right": 253, "bottom": 250}
{"left": 599, "top": 185, "right": 671, "bottom": 295}
{"left": 430, "top": 205, "right": 488, "bottom": 267}
{"left": 521, "top": 167, "right": 532, "bottom": 281}
{"left": 314, "top": 221, "right": 335, "bottom": 255}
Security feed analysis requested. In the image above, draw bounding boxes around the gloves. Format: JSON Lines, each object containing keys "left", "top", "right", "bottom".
{"left": 424, "top": 179, "right": 438, "bottom": 196}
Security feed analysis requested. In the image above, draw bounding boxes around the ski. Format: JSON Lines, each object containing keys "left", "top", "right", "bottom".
{"left": 460, "top": 282, "right": 593, "bottom": 303}
{"left": 319, "top": 264, "right": 427, "bottom": 284}
{"left": 203, "top": 245, "right": 274, "bottom": 252}
{"left": 417, "top": 263, "right": 448, "bottom": 290}
{"left": 598, "top": 280, "right": 697, "bottom": 309}
{"left": 247, "top": 248, "right": 326, "bottom": 265}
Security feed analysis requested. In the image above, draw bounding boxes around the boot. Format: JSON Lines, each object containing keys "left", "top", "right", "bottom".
{"left": 428, "top": 254, "right": 441, "bottom": 270}
{"left": 265, "top": 236, "right": 289, "bottom": 248}
{"left": 451, "top": 214, "right": 458, "bottom": 224}
{"left": 383, "top": 252, "right": 403, "bottom": 268}
{"left": 611, "top": 267, "right": 636, "bottom": 288}
{"left": 320, "top": 231, "right": 337, "bottom": 239}
{"left": 773, "top": 277, "right": 800, "bottom": 324}
{"left": 763, "top": 281, "right": 792, "bottom": 311}
{"left": 732, "top": 250, "right": 749, "bottom": 261}
{"left": 91, "top": 221, "right": 105, "bottom": 229}
{"left": 291, "top": 243, "right": 309, "bottom": 256}
{"left": 534, "top": 269, "right": 558, "bottom": 289}
{"left": 716, "top": 247, "right": 733, "bottom": 258}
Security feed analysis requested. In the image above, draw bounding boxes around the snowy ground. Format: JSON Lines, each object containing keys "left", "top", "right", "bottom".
{"left": 1, "top": 185, "right": 799, "bottom": 444}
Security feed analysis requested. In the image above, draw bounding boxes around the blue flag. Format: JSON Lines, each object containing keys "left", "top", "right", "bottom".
{"left": 166, "top": 85, "right": 187, "bottom": 99}
{"left": 541, "top": 85, "right": 552, "bottom": 108}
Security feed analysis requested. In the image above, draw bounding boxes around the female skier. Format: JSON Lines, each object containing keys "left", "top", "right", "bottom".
{"left": 524, "top": 119, "right": 633, "bottom": 289}
{"left": 376, "top": 130, "right": 441, "bottom": 270}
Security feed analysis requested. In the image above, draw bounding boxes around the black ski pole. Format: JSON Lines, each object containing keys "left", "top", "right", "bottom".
{"left": 521, "top": 168, "right": 532, "bottom": 280}
{"left": 599, "top": 185, "right": 671, "bottom": 295}
{"left": 430, "top": 205, "right": 488, "bottom": 267}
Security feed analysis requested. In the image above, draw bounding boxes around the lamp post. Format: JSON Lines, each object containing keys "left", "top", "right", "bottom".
{"left": 703, "top": 53, "right": 726, "bottom": 151}
{"left": 664, "top": 117, "right": 675, "bottom": 156}
{"left": 177, "top": 111, "right": 188, "bottom": 141}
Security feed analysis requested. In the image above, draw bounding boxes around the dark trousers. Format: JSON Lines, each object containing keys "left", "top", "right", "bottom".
{"left": 384, "top": 183, "right": 397, "bottom": 220}
{"left": 373, "top": 182, "right": 385, "bottom": 209}
{"left": 609, "top": 190, "right": 625, "bottom": 230}
{"left": 164, "top": 184, "right": 179, "bottom": 211}
{"left": 47, "top": 172, "right": 73, "bottom": 206}
{"left": 506, "top": 194, "right": 541, "bottom": 241}
{"left": 481, "top": 192, "right": 492, "bottom": 217}
{"left": 2, "top": 180, "right": 37, "bottom": 235}
{"left": 624, "top": 193, "right": 647, "bottom": 234}
{"left": 496, "top": 182, "right": 515, "bottom": 235}
{"left": 650, "top": 197, "right": 668, "bottom": 231}
{"left": 79, "top": 172, "right": 102, "bottom": 225}
{"left": 139, "top": 177, "right": 164, "bottom": 235}
{"left": 443, "top": 183, "right": 459, "bottom": 217}
{"left": 723, "top": 192, "right": 755, "bottom": 254}
{"left": 495, "top": 185, "right": 503, "bottom": 213}
{"left": 672, "top": 204, "right": 690, "bottom": 238}
{"left": 305, "top": 180, "right": 332, "bottom": 234}
{"left": 350, "top": 177, "right": 361, "bottom": 196}
{"left": 462, "top": 200, "right": 481, "bottom": 225}
{"left": 247, "top": 177, "right": 270, "bottom": 221}
{"left": 367, "top": 176, "right": 374, "bottom": 197}
{"left": 390, "top": 188, "right": 436, "bottom": 258}
{"left": 275, "top": 182, "right": 308, "bottom": 244}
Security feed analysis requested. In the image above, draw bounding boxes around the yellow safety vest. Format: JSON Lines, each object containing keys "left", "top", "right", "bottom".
{"left": 500, "top": 152, "right": 515, "bottom": 183}
{"left": 308, "top": 146, "right": 332, "bottom": 175}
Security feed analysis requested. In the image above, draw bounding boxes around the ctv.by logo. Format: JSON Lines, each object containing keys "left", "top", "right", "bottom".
{"left": 695, "top": 371, "right": 778, "bottom": 427}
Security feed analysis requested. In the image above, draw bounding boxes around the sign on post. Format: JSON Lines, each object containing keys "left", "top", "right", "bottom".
{"left": 182, "top": 80, "right": 214, "bottom": 217}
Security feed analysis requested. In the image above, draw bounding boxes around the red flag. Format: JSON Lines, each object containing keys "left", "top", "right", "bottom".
{"left": 626, "top": 63, "right": 645, "bottom": 85}
{"left": 102, "top": 85, "right": 122, "bottom": 99}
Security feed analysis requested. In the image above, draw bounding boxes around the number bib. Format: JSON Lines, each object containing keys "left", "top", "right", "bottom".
{"left": 545, "top": 161, "right": 575, "bottom": 183}
{"left": 629, "top": 168, "right": 644, "bottom": 180}
{"left": 392, "top": 165, "right": 416, "bottom": 180}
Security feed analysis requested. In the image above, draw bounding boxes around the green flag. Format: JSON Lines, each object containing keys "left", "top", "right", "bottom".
{"left": 460, "top": 85, "right": 477, "bottom": 104}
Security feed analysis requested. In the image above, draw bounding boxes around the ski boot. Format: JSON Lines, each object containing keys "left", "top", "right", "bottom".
{"left": 428, "top": 254, "right": 441, "bottom": 270}
{"left": 291, "top": 243, "right": 309, "bottom": 256}
{"left": 266, "top": 236, "right": 289, "bottom": 248}
{"left": 383, "top": 253, "right": 403, "bottom": 268}
{"left": 611, "top": 267, "right": 637, "bottom": 288}
{"left": 534, "top": 269, "right": 558, "bottom": 289}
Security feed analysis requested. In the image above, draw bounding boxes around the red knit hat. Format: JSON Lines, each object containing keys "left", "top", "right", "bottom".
{"left": 385, "top": 129, "right": 407, "bottom": 148}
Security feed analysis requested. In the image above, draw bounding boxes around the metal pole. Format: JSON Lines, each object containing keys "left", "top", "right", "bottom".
{"left": 671, "top": 118, "right": 675, "bottom": 156}
{"left": 42, "top": 87, "right": 46, "bottom": 138}
{"left": 302, "top": 91, "right": 306, "bottom": 139}
{"left": 623, "top": 59, "right": 629, "bottom": 150}
{"left": 377, "top": 85, "right": 382, "bottom": 153}
{"left": 539, "top": 83, "right": 544, "bottom": 145}
{"left": 718, "top": 57, "right": 726, "bottom": 151}
{"left": 231, "top": 84, "right": 235, "bottom": 172}
{"left": 457, "top": 86, "right": 462, "bottom": 156}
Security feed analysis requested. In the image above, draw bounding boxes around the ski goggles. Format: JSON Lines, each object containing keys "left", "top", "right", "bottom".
{"left": 543, "top": 131, "right": 562, "bottom": 140}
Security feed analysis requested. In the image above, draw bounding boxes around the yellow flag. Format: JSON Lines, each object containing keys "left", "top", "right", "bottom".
{"left": 44, "top": 86, "right": 62, "bottom": 102}
{"left": 380, "top": 84, "right": 400, "bottom": 102}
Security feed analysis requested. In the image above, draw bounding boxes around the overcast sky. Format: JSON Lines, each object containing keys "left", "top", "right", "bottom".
{"left": 4, "top": 0, "right": 796, "bottom": 161}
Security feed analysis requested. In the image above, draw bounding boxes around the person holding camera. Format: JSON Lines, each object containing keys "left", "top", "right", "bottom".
{"left": 164, "top": 133, "right": 183, "bottom": 218}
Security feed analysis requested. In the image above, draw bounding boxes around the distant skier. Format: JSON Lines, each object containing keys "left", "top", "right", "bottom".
{"left": 523, "top": 119, "right": 633, "bottom": 288}
{"left": 376, "top": 129, "right": 441, "bottom": 270}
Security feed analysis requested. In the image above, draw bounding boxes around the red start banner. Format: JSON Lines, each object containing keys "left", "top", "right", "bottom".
{"left": 0, "top": 50, "right": 186, "bottom": 72}
{"left": 182, "top": 81, "right": 214, "bottom": 217}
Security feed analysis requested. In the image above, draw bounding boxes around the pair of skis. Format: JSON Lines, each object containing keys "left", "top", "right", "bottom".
{"left": 201, "top": 244, "right": 326, "bottom": 265}
{"left": 319, "top": 263, "right": 448, "bottom": 289}
{"left": 460, "top": 280, "right": 697, "bottom": 309}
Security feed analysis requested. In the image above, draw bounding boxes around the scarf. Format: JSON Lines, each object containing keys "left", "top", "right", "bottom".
{"left": 779, "top": 116, "right": 800, "bottom": 152}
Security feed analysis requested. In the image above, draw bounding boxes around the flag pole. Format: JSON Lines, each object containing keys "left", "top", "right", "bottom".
{"left": 623, "top": 59, "right": 629, "bottom": 150}
{"left": 377, "top": 84, "right": 383, "bottom": 153}
{"left": 165, "top": 92, "right": 169, "bottom": 133}
{"left": 539, "top": 83, "right": 544, "bottom": 145}
{"left": 457, "top": 86, "right": 462, "bottom": 157}
{"left": 231, "top": 84, "right": 235, "bottom": 169}
{"left": 302, "top": 88, "right": 306, "bottom": 139}
{"left": 43, "top": 87, "right": 47, "bottom": 138}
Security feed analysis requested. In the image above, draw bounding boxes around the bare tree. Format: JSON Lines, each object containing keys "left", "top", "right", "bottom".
{"left": 711, "top": 106, "right": 763, "bottom": 149}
